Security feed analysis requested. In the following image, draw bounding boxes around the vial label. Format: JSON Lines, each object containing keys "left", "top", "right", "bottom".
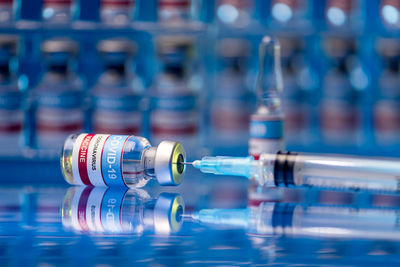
{"left": 68, "top": 187, "right": 127, "bottom": 233}
{"left": 100, "top": 188, "right": 126, "bottom": 233}
{"left": 71, "top": 133, "right": 139, "bottom": 187}
{"left": 249, "top": 115, "right": 284, "bottom": 159}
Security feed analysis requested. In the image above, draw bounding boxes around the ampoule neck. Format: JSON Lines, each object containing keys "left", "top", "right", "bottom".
{"left": 257, "top": 92, "right": 282, "bottom": 115}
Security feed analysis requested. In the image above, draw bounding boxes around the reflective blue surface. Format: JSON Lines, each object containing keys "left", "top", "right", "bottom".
{"left": 1, "top": 169, "right": 400, "bottom": 265}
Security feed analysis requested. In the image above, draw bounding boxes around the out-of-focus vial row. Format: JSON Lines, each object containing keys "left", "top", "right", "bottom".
{"left": 0, "top": 0, "right": 199, "bottom": 25}
{"left": 0, "top": 34, "right": 202, "bottom": 158}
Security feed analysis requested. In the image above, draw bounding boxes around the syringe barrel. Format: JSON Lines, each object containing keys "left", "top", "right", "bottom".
{"left": 271, "top": 151, "right": 400, "bottom": 192}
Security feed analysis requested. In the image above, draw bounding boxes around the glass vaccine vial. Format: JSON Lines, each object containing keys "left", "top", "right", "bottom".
{"left": 61, "top": 133, "right": 186, "bottom": 188}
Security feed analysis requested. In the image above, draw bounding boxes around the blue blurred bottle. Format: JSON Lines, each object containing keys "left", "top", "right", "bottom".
{"left": 0, "top": 0, "right": 13, "bottom": 23}
{"left": 320, "top": 37, "right": 365, "bottom": 146}
{"left": 100, "top": 0, "right": 135, "bottom": 25}
{"left": 42, "top": 0, "right": 75, "bottom": 23}
{"left": 0, "top": 35, "right": 22, "bottom": 156}
{"left": 373, "top": 38, "right": 400, "bottom": 147}
{"left": 279, "top": 36, "right": 316, "bottom": 147}
{"left": 90, "top": 38, "right": 144, "bottom": 135}
{"left": 210, "top": 38, "right": 253, "bottom": 154}
{"left": 149, "top": 35, "right": 200, "bottom": 157}
{"left": 28, "top": 38, "right": 84, "bottom": 157}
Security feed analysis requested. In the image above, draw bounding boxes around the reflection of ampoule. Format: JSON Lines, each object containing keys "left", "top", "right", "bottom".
{"left": 193, "top": 202, "right": 400, "bottom": 240}
{"left": 62, "top": 187, "right": 184, "bottom": 234}
{"left": 249, "top": 36, "right": 284, "bottom": 159}
{"left": 61, "top": 133, "right": 186, "bottom": 188}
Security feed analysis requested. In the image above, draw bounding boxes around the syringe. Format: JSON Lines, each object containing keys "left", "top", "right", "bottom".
{"left": 185, "top": 151, "right": 400, "bottom": 192}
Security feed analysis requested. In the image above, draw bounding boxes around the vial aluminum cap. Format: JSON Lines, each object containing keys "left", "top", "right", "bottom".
{"left": 154, "top": 141, "right": 186, "bottom": 186}
{"left": 41, "top": 38, "right": 79, "bottom": 55}
{"left": 97, "top": 38, "right": 138, "bottom": 56}
{"left": 154, "top": 193, "right": 184, "bottom": 234}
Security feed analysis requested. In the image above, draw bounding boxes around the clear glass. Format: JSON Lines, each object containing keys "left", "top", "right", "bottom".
{"left": 249, "top": 36, "right": 285, "bottom": 157}
{"left": 61, "top": 134, "right": 155, "bottom": 188}
{"left": 257, "top": 152, "right": 400, "bottom": 192}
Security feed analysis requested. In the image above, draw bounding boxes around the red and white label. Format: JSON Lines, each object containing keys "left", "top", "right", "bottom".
{"left": 72, "top": 133, "right": 111, "bottom": 186}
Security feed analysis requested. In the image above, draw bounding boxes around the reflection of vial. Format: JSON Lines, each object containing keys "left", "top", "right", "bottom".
{"left": 0, "top": 36, "right": 22, "bottom": 155}
{"left": 158, "top": 0, "right": 191, "bottom": 23}
{"left": 249, "top": 36, "right": 284, "bottom": 159}
{"left": 100, "top": 0, "right": 135, "bottom": 25}
{"left": 30, "top": 38, "right": 83, "bottom": 155}
{"left": 0, "top": 0, "right": 13, "bottom": 23}
{"left": 61, "top": 187, "right": 184, "bottom": 234}
{"left": 150, "top": 36, "right": 199, "bottom": 154}
{"left": 91, "top": 39, "right": 143, "bottom": 135}
{"left": 42, "top": 0, "right": 74, "bottom": 23}
{"left": 61, "top": 133, "right": 186, "bottom": 188}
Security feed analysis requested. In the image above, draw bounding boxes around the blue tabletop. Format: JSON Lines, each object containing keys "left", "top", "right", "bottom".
{"left": 1, "top": 166, "right": 400, "bottom": 266}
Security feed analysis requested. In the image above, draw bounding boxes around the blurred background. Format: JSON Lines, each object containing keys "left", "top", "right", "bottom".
{"left": 0, "top": 0, "right": 399, "bottom": 182}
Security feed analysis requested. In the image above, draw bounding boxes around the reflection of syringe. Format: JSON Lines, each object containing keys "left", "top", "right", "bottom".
{"left": 193, "top": 203, "right": 400, "bottom": 240}
{"left": 182, "top": 151, "right": 400, "bottom": 192}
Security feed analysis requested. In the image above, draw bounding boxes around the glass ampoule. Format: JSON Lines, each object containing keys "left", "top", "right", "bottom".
{"left": 249, "top": 36, "right": 284, "bottom": 159}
